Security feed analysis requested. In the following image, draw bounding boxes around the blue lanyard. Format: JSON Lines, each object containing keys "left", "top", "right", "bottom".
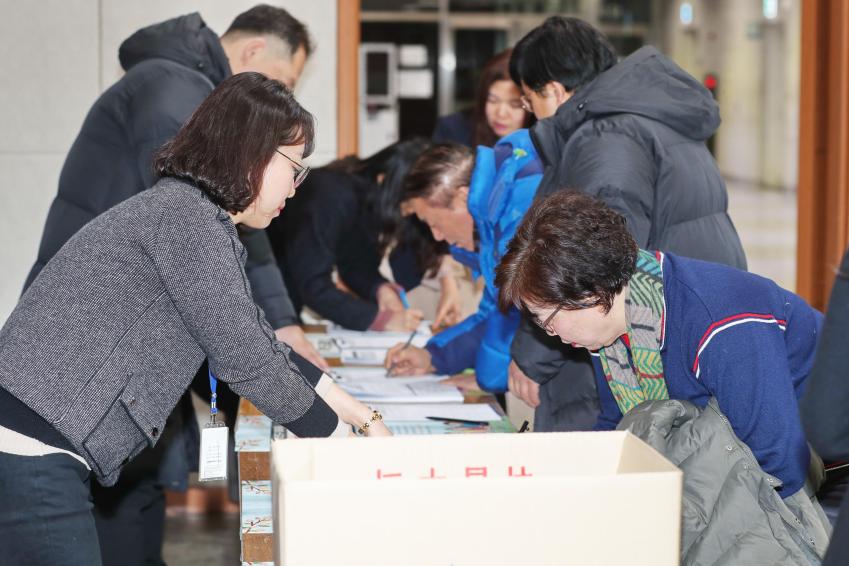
{"left": 208, "top": 368, "right": 218, "bottom": 421}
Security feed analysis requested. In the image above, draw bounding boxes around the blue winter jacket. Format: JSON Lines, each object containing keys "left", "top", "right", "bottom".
{"left": 425, "top": 129, "right": 543, "bottom": 392}
{"left": 592, "top": 252, "right": 822, "bottom": 497}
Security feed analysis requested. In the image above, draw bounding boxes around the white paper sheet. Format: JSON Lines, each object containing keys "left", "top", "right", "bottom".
{"left": 370, "top": 403, "right": 501, "bottom": 422}
{"left": 328, "top": 321, "right": 431, "bottom": 339}
{"left": 304, "top": 333, "right": 341, "bottom": 358}
{"left": 331, "top": 332, "right": 429, "bottom": 349}
{"left": 340, "top": 379, "right": 463, "bottom": 404}
{"left": 339, "top": 348, "right": 387, "bottom": 366}
{"left": 330, "top": 367, "right": 445, "bottom": 382}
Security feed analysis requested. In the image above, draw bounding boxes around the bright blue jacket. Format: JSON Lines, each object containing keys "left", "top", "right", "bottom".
{"left": 425, "top": 129, "right": 543, "bottom": 392}
{"left": 592, "top": 252, "right": 822, "bottom": 497}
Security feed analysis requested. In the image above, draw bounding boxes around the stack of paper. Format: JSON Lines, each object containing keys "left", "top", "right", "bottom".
{"left": 329, "top": 331, "right": 429, "bottom": 350}
{"left": 328, "top": 325, "right": 432, "bottom": 366}
{"left": 339, "top": 377, "right": 463, "bottom": 404}
{"left": 330, "top": 367, "right": 445, "bottom": 382}
{"left": 327, "top": 321, "right": 432, "bottom": 341}
{"left": 339, "top": 348, "right": 387, "bottom": 366}
{"left": 304, "top": 333, "right": 341, "bottom": 358}
{"left": 296, "top": 324, "right": 508, "bottom": 437}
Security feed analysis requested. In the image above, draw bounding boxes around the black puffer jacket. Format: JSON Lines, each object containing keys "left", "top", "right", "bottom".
{"left": 512, "top": 46, "right": 747, "bottom": 431}
{"left": 23, "top": 13, "right": 297, "bottom": 328}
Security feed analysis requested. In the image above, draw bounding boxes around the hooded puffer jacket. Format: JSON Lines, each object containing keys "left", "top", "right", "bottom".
{"left": 24, "top": 13, "right": 297, "bottom": 329}
{"left": 512, "top": 45, "right": 746, "bottom": 431}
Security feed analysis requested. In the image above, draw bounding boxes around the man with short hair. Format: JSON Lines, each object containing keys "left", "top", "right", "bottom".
{"left": 24, "top": 6, "right": 325, "bottom": 564}
{"left": 505, "top": 16, "right": 747, "bottom": 433}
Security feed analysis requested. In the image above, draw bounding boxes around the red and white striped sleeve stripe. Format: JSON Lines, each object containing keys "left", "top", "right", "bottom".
{"left": 692, "top": 313, "right": 787, "bottom": 378}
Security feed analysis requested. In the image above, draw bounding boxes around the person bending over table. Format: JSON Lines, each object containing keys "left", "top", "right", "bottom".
{"left": 494, "top": 190, "right": 832, "bottom": 561}
{"left": 0, "top": 72, "right": 389, "bottom": 565}
{"left": 384, "top": 135, "right": 542, "bottom": 393}
{"left": 267, "top": 138, "right": 462, "bottom": 332}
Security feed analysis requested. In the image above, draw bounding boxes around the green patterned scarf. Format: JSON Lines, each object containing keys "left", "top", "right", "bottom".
{"left": 597, "top": 250, "right": 669, "bottom": 415}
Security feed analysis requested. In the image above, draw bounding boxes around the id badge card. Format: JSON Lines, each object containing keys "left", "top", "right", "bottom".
{"left": 199, "top": 368, "right": 228, "bottom": 482}
{"left": 199, "top": 421, "right": 228, "bottom": 482}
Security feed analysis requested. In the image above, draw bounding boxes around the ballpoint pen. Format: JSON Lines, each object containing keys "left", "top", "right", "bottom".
{"left": 385, "top": 329, "right": 417, "bottom": 376}
{"left": 424, "top": 416, "right": 491, "bottom": 426}
{"left": 397, "top": 288, "right": 410, "bottom": 309}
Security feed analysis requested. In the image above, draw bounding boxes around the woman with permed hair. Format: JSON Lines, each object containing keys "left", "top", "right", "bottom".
{"left": 0, "top": 72, "right": 389, "bottom": 563}
{"left": 496, "top": 190, "right": 831, "bottom": 563}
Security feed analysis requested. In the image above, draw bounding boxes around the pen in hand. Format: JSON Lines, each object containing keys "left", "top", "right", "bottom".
{"left": 385, "top": 329, "right": 417, "bottom": 377}
{"left": 397, "top": 288, "right": 410, "bottom": 309}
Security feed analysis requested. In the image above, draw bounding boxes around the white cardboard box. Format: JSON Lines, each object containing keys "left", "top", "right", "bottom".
{"left": 272, "top": 431, "right": 682, "bottom": 566}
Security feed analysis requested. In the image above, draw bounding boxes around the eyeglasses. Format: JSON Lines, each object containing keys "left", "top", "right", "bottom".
{"left": 276, "top": 149, "right": 310, "bottom": 188}
{"left": 533, "top": 305, "right": 562, "bottom": 334}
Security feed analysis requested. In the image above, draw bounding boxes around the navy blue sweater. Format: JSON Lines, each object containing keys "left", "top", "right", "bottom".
{"left": 593, "top": 252, "right": 822, "bottom": 497}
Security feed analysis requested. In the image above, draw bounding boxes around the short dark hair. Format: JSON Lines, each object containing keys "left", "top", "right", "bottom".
{"left": 224, "top": 4, "right": 313, "bottom": 57}
{"left": 153, "top": 72, "right": 314, "bottom": 213}
{"left": 401, "top": 144, "right": 475, "bottom": 208}
{"left": 495, "top": 191, "right": 638, "bottom": 315}
{"left": 509, "top": 16, "right": 616, "bottom": 93}
{"left": 472, "top": 48, "right": 534, "bottom": 147}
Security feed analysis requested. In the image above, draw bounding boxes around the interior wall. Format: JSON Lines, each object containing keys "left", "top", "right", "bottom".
{"left": 661, "top": 0, "right": 800, "bottom": 190}
{"left": 0, "top": 0, "right": 337, "bottom": 325}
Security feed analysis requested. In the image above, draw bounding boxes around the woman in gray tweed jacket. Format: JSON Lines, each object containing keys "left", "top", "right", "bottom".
{"left": 0, "top": 72, "right": 389, "bottom": 564}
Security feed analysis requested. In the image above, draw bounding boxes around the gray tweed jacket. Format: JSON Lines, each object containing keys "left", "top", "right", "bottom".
{"left": 0, "top": 177, "right": 337, "bottom": 485}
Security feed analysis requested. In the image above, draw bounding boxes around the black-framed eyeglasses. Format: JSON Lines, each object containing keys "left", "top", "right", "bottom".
{"left": 276, "top": 149, "right": 310, "bottom": 188}
{"left": 533, "top": 305, "right": 562, "bottom": 334}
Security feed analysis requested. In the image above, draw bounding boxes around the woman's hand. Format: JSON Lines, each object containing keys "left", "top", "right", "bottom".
{"left": 384, "top": 308, "right": 424, "bottom": 332}
{"left": 275, "top": 325, "right": 330, "bottom": 371}
{"left": 361, "top": 419, "right": 392, "bottom": 437}
{"left": 376, "top": 283, "right": 405, "bottom": 311}
{"left": 384, "top": 344, "right": 435, "bottom": 376}
{"left": 320, "top": 382, "right": 393, "bottom": 437}
{"left": 433, "top": 274, "right": 462, "bottom": 331}
{"left": 375, "top": 283, "right": 423, "bottom": 331}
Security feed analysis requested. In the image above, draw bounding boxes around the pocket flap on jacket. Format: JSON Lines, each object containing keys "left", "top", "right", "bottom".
{"left": 119, "top": 375, "right": 168, "bottom": 446}
{"left": 82, "top": 400, "right": 148, "bottom": 478}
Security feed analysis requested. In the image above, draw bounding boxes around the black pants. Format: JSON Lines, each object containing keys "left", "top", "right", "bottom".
{"left": 91, "top": 447, "right": 167, "bottom": 566}
{"left": 92, "top": 362, "right": 240, "bottom": 566}
{"left": 0, "top": 451, "right": 102, "bottom": 565}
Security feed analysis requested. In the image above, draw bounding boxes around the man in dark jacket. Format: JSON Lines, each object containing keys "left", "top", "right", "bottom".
{"left": 506, "top": 17, "right": 747, "bottom": 432}
{"left": 23, "top": 6, "right": 325, "bottom": 565}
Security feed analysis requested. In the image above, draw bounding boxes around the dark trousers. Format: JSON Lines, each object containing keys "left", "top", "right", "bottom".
{"left": 0, "top": 451, "right": 102, "bottom": 566}
{"left": 92, "top": 362, "right": 241, "bottom": 566}
{"left": 91, "top": 449, "right": 166, "bottom": 566}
